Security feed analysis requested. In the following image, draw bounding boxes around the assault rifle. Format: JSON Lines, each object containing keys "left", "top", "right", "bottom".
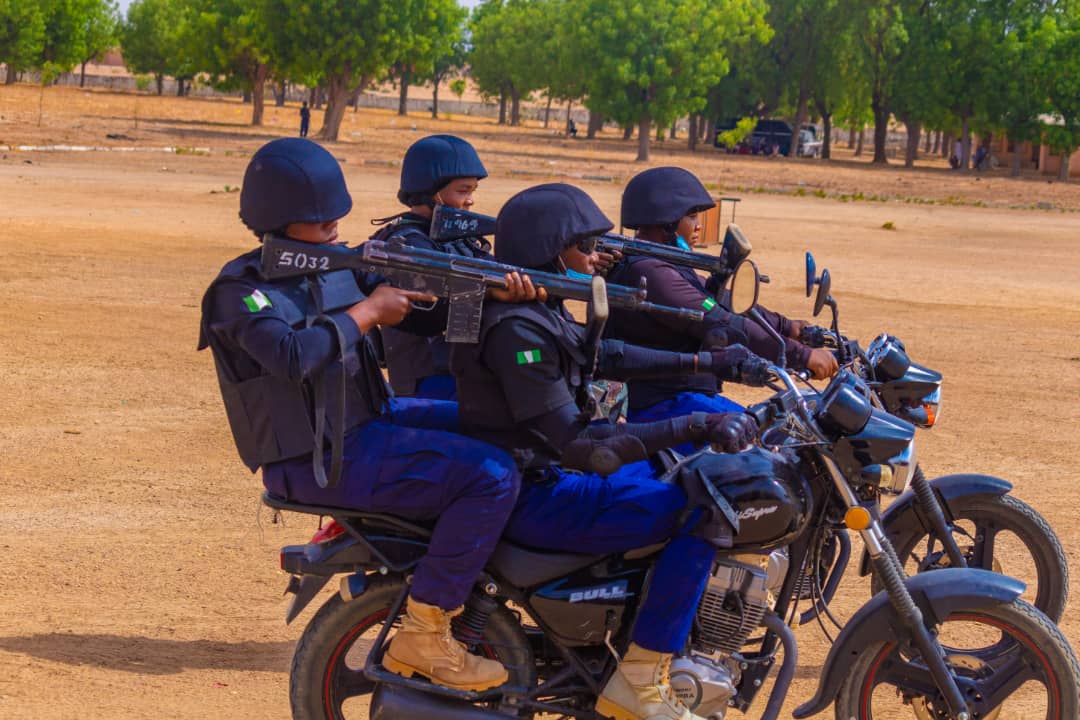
{"left": 261, "top": 235, "right": 704, "bottom": 344}
{"left": 429, "top": 204, "right": 753, "bottom": 282}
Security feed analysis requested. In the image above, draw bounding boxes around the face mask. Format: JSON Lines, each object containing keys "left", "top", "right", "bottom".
{"left": 565, "top": 267, "right": 593, "bottom": 280}
{"left": 675, "top": 235, "right": 692, "bottom": 251}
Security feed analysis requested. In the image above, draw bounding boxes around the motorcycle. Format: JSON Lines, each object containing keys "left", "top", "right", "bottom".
{"left": 794, "top": 252, "right": 1068, "bottom": 623}
{"left": 267, "top": 266, "right": 1079, "bottom": 720}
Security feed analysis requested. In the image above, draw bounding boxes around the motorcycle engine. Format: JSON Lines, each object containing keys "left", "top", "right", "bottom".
{"left": 670, "top": 554, "right": 784, "bottom": 719}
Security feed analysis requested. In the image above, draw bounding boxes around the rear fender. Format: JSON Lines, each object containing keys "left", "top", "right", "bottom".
{"left": 858, "top": 473, "right": 1013, "bottom": 576}
{"left": 792, "top": 568, "right": 1024, "bottom": 718}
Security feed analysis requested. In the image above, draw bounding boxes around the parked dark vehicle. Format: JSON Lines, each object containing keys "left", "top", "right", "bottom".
{"left": 715, "top": 118, "right": 820, "bottom": 156}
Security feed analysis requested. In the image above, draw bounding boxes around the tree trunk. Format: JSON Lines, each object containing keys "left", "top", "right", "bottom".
{"left": 942, "top": 132, "right": 952, "bottom": 158}
{"left": 622, "top": 125, "right": 633, "bottom": 140}
{"left": 688, "top": 114, "right": 698, "bottom": 152}
{"left": 319, "top": 76, "right": 365, "bottom": 142}
{"left": 822, "top": 112, "right": 832, "bottom": 160}
{"left": 789, "top": 88, "right": 809, "bottom": 158}
{"left": 498, "top": 88, "right": 507, "bottom": 125}
{"left": 80, "top": 61, "right": 87, "bottom": 87}
{"left": 542, "top": 95, "right": 552, "bottom": 128}
{"left": 397, "top": 71, "right": 409, "bottom": 116}
{"left": 431, "top": 82, "right": 439, "bottom": 119}
{"left": 587, "top": 108, "right": 602, "bottom": 138}
{"left": 636, "top": 108, "right": 651, "bottom": 161}
{"left": 855, "top": 125, "right": 865, "bottom": 156}
{"left": 669, "top": 119, "right": 677, "bottom": 139}
{"left": 923, "top": 128, "right": 932, "bottom": 154}
{"left": 960, "top": 116, "right": 971, "bottom": 169}
{"left": 848, "top": 125, "right": 856, "bottom": 147}
{"left": 871, "top": 96, "right": 889, "bottom": 164}
{"left": 250, "top": 63, "right": 268, "bottom": 126}
{"left": 903, "top": 118, "right": 920, "bottom": 168}
{"left": 274, "top": 80, "right": 286, "bottom": 107}
{"left": 1011, "top": 139, "right": 1023, "bottom": 177}
{"left": 154, "top": 73, "right": 163, "bottom": 95}
{"left": 510, "top": 87, "right": 521, "bottom": 126}
{"left": 176, "top": 78, "right": 184, "bottom": 96}
{"left": 565, "top": 99, "right": 575, "bottom": 135}
{"left": 933, "top": 130, "right": 941, "bottom": 155}
{"left": 1059, "top": 150, "right": 1072, "bottom": 181}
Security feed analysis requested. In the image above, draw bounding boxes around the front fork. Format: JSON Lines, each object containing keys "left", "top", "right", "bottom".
{"left": 823, "top": 455, "right": 972, "bottom": 720}
{"left": 908, "top": 465, "right": 968, "bottom": 568}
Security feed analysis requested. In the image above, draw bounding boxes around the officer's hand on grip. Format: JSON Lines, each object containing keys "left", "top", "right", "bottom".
{"left": 488, "top": 272, "right": 548, "bottom": 303}
{"left": 805, "top": 347, "right": 839, "bottom": 380}
{"left": 709, "top": 344, "right": 768, "bottom": 383}
{"left": 347, "top": 285, "right": 438, "bottom": 332}
{"left": 797, "top": 324, "right": 830, "bottom": 348}
{"left": 562, "top": 435, "right": 648, "bottom": 477}
{"left": 704, "top": 413, "right": 759, "bottom": 453}
{"left": 737, "top": 356, "right": 772, "bottom": 387}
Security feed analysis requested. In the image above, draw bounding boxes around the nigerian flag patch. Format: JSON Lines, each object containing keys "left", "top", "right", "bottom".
{"left": 702, "top": 297, "right": 717, "bottom": 311}
{"left": 243, "top": 289, "right": 273, "bottom": 313}
{"left": 516, "top": 349, "right": 542, "bottom": 365}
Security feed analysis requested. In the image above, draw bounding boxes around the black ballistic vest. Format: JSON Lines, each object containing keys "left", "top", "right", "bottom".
{"left": 198, "top": 250, "right": 387, "bottom": 472}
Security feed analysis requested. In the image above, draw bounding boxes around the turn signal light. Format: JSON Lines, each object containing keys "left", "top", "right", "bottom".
{"left": 844, "top": 507, "right": 873, "bottom": 531}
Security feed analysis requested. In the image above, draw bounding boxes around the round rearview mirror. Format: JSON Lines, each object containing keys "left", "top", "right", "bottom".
{"left": 813, "top": 268, "right": 831, "bottom": 317}
{"left": 729, "top": 259, "right": 760, "bottom": 314}
{"left": 805, "top": 252, "right": 816, "bottom": 297}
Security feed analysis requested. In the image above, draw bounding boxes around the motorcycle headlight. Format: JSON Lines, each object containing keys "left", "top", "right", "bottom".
{"left": 884, "top": 438, "right": 917, "bottom": 494}
{"left": 900, "top": 385, "right": 942, "bottom": 428}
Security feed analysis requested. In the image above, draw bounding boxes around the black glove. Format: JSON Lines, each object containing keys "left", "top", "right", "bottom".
{"left": 710, "top": 344, "right": 767, "bottom": 383}
{"left": 798, "top": 325, "right": 830, "bottom": 348}
{"left": 737, "top": 355, "right": 772, "bottom": 387}
{"left": 562, "top": 435, "right": 648, "bottom": 477}
{"left": 691, "top": 412, "right": 759, "bottom": 453}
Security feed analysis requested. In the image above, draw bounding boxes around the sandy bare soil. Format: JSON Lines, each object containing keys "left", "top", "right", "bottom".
{"left": 0, "top": 85, "right": 1078, "bottom": 719}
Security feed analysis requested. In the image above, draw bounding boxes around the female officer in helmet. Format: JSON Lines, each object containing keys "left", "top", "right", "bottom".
{"left": 374, "top": 134, "right": 541, "bottom": 400}
{"left": 199, "top": 138, "right": 520, "bottom": 693}
{"left": 606, "top": 166, "right": 838, "bottom": 426}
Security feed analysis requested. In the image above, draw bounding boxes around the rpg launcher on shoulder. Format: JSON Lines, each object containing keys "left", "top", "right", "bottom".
{"left": 429, "top": 204, "right": 752, "bottom": 284}
{"left": 260, "top": 234, "right": 704, "bottom": 344}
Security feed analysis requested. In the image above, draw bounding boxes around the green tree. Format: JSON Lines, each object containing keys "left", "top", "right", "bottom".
{"left": 257, "top": 0, "right": 420, "bottom": 141}
{"left": 187, "top": 0, "right": 270, "bottom": 125}
{"left": 78, "top": 0, "right": 118, "bottom": 87}
{"left": 0, "top": 0, "right": 45, "bottom": 84}
{"left": 564, "top": 0, "right": 770, "bottom": 160}
{"left": 1041, "top": 20, "right": 1080, "bottom": 181}
{"left": 120, "top": 0, "right": 189, "bottom": 95}
{"left": 850, "top": 0, "right": 908, "bottom": 163}
{"left": 469, "top": 0, "right": 549, "bottom": 126}
{"left": 388, "top": 0, "right": 465, "bottom": 117}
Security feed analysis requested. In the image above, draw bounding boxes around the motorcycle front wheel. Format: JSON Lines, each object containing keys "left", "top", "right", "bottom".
{"left": 288, "top": 577, "right": 534, "bottom": 720}
{"left": 834, "top": 598, "right": 1080, "bottom": 719}
{"left": 876, "top": 483, "right": 1069, "bottom": 622}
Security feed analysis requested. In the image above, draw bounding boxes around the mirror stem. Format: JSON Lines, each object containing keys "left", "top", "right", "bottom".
{"left": 747, "top": 306, "right": 787, "bottom": 370}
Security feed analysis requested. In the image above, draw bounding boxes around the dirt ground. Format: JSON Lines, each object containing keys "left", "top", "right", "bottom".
{"left": 1, "top": 85, "right": 1078, "bottom": 719}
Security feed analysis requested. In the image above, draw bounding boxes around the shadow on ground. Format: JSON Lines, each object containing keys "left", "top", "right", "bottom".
{"left": 0, "top": 633, "right": 294, "bottom": 674}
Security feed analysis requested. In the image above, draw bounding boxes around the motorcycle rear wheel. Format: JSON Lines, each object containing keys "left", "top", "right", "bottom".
{"left": 289, "top": 577, "right": 534, "bottom": 720}
{"left": 834, "top": 598, "right": 1080, "bottom": 719}
{"left": 875, "top": 486, "right": 1068, "bottom": 622}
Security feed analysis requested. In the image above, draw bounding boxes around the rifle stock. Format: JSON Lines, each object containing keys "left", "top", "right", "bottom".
{"left": 260, "top": 235, "right": 703, "bottom": 344}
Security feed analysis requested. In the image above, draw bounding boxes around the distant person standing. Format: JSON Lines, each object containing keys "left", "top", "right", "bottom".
{"left": 299, "top": 101, "right": 311, "bottom": 138}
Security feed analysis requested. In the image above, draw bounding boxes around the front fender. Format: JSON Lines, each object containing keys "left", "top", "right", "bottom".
{"left": 792, "top": 568, "right": 1024, "bottom": 718}
{"left": 858, "top": 473, "right": 1013, "bottom": 576}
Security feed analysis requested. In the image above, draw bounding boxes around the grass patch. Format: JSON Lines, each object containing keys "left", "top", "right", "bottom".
{"left": 882, "top": 221, "right": 896, "bottom": 230}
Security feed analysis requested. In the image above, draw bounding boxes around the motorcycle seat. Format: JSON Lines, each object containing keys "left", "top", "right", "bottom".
{"left": 488, "top": 541, "right": 607, "bottom": 588}
{"left": 261, "top": 491, "right": 432, "bottom": 539}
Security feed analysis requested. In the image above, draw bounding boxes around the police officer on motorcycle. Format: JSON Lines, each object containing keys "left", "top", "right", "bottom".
{"left": 449, "top": 183, "right": 761, "bottom": 720}
{"left": 607, "top": 167, "right": 838, "bottom": 426}
{"left": 373, "top": 134, "right": 541, "bottom": 400}
{"left": 198, "top": 138, "right": 521, "bottom": 693}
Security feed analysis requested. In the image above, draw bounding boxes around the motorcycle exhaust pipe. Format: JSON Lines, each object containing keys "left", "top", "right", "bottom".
{"left": 370, "top": 683, "right": 518, "bottom": 720}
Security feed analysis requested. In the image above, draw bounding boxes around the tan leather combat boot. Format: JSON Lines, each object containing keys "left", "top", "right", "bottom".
{"left": 595, "top": 643, "right": 706, "bottom": 720}
{"left": 383, "top": 597, "right": 509, "bottom": 691}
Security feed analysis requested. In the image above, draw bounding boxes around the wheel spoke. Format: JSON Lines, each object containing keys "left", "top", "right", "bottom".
{"left": 874, "top": 655, "right": 939, "bottom": 699}
{"left": 977, "top": 650, "right": 1048, "bottom": 713}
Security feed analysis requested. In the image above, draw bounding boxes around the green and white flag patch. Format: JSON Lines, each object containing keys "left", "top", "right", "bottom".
{"left": 516, "top": 349, "right": 542, "bottom": 365}
{"left": 702, "top": 297, "right": 717, "bottom": 311}
{"left": 243, "top": 289, "right": 273, "bottom": 313}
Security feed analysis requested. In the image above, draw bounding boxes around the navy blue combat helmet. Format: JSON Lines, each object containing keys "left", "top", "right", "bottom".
{"left": 495, "top": 183, "right": 613, "bottom": 269}
{"left": 620, "top": 166, "right": 715, "bottom": 229}
{"left": 399, "top": 135, "right": 488, "bottom": 200}
{"left": 239, "top": 138, "right": 352, "bottom": 234}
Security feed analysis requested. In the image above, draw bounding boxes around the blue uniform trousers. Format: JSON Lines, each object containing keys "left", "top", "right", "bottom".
{"left": 413, "top": 374, "right": 458, "bottom": 401}
{"left": 504, "top": 462, "right": 715, "bottom": 653}
{"left": 262, "top": 398, "right": 520, "bottom": 610}
{"left": 629, "top": 392, "right": 746, "bottom": 455}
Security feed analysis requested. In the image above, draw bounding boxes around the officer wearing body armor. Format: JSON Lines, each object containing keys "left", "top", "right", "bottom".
{"left": 449, "top": 183, "right": 762, "bottom": 720}
{"left": 198, "top": 138, "right": 521, "bottom": 693}
{"left": 373, "top": 135, "right": 539, "bottom": 400}
{"left": 606, "top": 167, "right": 838, "bottom": 428}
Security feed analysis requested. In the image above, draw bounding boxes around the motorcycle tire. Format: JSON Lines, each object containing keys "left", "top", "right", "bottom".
{"left": 875, "top": 485, "right": 1069, "bottom": 623}
{"left": 289, "top": 576, "right": 534, "bottom": 720}
{"left": 834, "top": 597, "right": 1080, "bottom": 720}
